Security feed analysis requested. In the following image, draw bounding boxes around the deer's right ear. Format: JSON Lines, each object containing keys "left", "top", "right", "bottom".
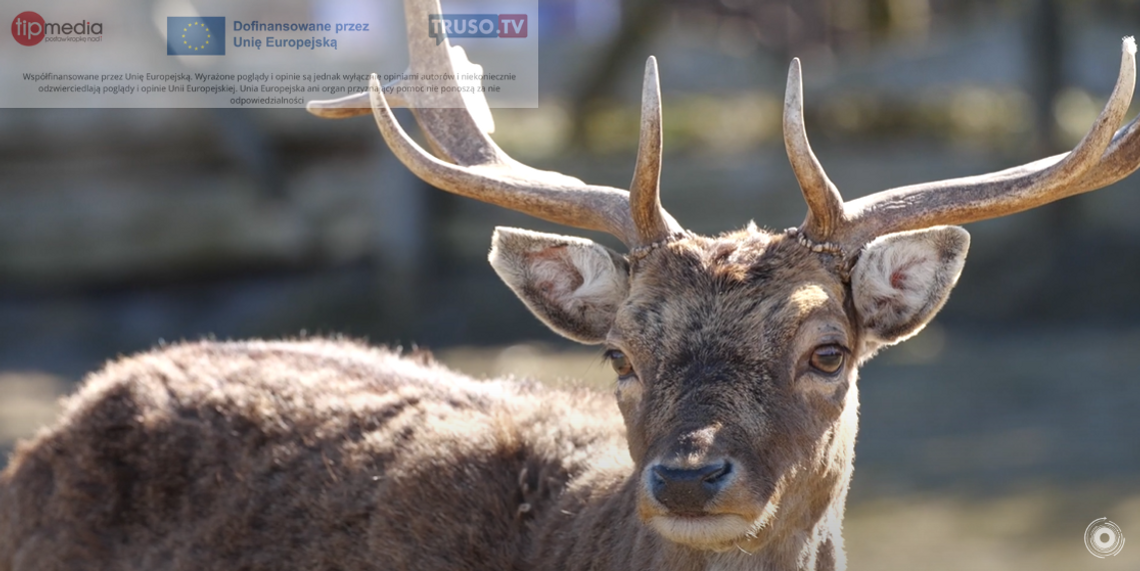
{"left": 489, "top": 227, "right": 629, "bottom": 344}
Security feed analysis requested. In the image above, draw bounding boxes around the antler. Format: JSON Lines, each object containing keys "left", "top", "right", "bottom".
{"left": 784, "top": 59, "right": 845, "bottom": 240}
{"left": 630, "top": 57, "right": 675, "bottom": 245}
{"left": 786, "top": 37, "right": 1140, "bottom": 251}
{"left": 305, "top": 0, "right": 680, "bottom": 249}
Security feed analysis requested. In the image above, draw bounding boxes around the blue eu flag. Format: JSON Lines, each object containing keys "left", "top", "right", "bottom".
{"left": 167, "top": 17, "right": 225, "bottom": 55}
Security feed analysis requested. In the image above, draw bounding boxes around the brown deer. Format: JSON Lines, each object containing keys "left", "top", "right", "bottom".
{"left": 3, "top": 0, "right": 1139, "bottom": 567}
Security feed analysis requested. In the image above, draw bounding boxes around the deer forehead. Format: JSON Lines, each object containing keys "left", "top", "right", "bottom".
{"left": 614, "top": 235, "right": 850, "bottom": 357}
{"left": 788, "top": 284, "right": 830, "bottom": 315}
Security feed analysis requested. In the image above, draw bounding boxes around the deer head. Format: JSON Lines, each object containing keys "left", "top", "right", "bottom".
{"left": 308, "top": 2, "right": 1140, "bottom": 557}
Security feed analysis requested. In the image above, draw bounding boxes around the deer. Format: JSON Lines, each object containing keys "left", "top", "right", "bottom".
{"left": 3, "top": 0, "right": 1140, "bottom": 567}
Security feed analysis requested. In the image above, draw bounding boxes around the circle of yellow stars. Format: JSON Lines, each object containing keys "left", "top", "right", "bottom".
{"left": 181, "top": 20, "right": 211, "bottom": 51}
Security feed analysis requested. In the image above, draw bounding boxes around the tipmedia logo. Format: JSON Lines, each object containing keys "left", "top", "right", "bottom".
{"left": 11, "top": 11, "right": 103, "bottom": 46}
{"left": 428, "top": 14, "right": 527, "bottom": 45}
{"left": 167, "top": 17, "right": 225, "bottom": 55}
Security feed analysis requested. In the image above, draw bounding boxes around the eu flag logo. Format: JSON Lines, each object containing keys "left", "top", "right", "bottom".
{"left": 167, "top": 17, "right": 225, "bottom": 55}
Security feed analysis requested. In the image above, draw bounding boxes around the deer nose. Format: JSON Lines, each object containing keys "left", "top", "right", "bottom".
{"left": 649, "top": 460, "right": 733, "bottom": 515}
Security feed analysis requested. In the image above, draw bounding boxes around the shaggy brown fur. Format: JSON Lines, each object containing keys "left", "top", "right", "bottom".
{"left": 0, "top": 224, "right": 967, "bottom": 571}
{"left": 0, "top": 339, "right": 630, "bottom": 571}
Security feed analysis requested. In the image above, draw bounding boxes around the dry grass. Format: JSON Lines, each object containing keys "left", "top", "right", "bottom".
{"left": 437, "top": 343, "right": 614, "bottom": 390}
{"left": 845, "top": 489, "right": 1140, "bottom": 570}
{"left": 0, "top": 372, "right": 67, "bottom": 446}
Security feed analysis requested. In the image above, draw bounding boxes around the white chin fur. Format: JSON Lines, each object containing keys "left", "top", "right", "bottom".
{"left": 649, "top": 514, "right": 755, "bottom": 549}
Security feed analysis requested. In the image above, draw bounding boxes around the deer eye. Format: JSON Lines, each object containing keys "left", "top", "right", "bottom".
{"left": 809, "top": 345, "right": 846, "bottom": 375}
{"left": 605, "top": 350, "right": 636, "bottom": 379}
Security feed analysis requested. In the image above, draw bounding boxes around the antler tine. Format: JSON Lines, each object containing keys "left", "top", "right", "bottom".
{"left": 307, "top": 88, "right": 405, "bottom": 120}
{"left": 784, "top": 58, "right": 846, "bottom": 241}
{"left": 630, "top": 57, "right": 682, "bottom": 245}
{"left": 305, "top": 0, "right": 698, "bottom": 248}
{"left": 836, "top": 37, "right": 1137, "bottom": 249}
{"left": 1071, "top": 110, "right": 1140, "bottom": 191}
{"left": 307, "top": 44, "right": 497, "bottom": 136}
{"left": 366, "top": 73, "right": 644, "bottom": 244}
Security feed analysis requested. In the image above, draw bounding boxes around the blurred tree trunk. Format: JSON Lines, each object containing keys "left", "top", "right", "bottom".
{"left": 1028, "top": 0, "right": 1077, "bottom": 237}
{"left": 1029, "top": 0, "right": 1062, "bottom": 157}
{"left": 568, "top": 0, "right": 672, "bottom": 149}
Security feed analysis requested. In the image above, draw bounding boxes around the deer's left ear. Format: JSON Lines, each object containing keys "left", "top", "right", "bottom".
{"left": 850, "top": 226, "right": 969, "bottom": 351}
{"left": 489, "top": 227, "right": 629, "bottom": 344}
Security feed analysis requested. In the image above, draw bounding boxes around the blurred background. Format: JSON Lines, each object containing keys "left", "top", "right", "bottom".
{"left": 3, "top": 0, "right": 1140, "bottom": 568}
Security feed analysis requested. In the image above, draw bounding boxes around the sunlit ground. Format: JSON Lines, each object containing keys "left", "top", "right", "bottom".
{"left": 2, "top": 327, "right": 1137, "bottom": 569}
{"left": 0, "top": 372, "right": 67, "bottom": 450}
{"left": 845, "top": 489, "right": 1140, "bottom": 571}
